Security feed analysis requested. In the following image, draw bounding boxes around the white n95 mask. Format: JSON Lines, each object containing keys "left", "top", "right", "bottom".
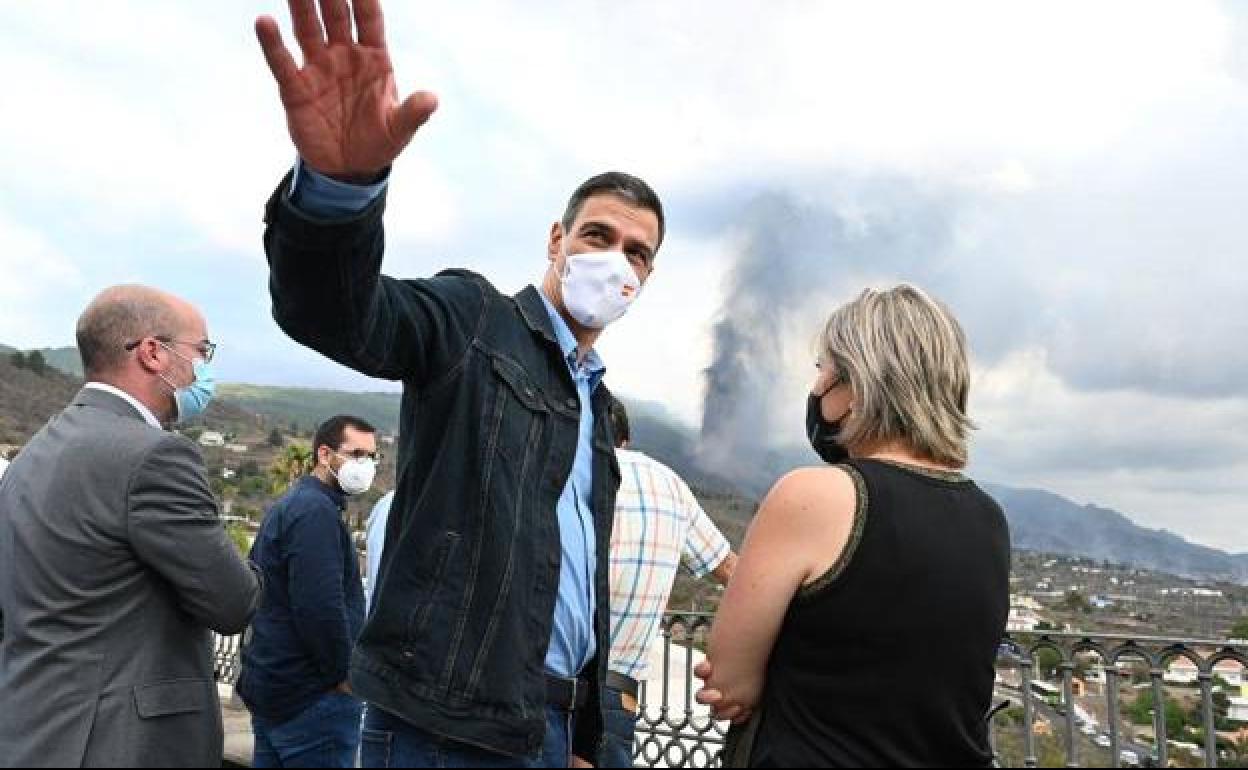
{"left": 560, "top": 251, "right": 642, "bottom": 329}
{"left": 333, "top": 456, "right": 377, "bottom": 496}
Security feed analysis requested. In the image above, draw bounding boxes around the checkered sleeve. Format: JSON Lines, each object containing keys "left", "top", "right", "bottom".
{"left": 680, "top": 482, "right": 732, "bottom": 580}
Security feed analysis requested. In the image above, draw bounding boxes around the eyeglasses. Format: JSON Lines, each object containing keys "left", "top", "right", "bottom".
{"left": 125, "top": 336, "right": 217, "bottom": 363}
{"left": 335, "top": 448, "right": 381, "bottom": 463}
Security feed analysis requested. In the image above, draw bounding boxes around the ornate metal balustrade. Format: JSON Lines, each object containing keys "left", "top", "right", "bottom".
{"left": 211, "top": 619, "right": 1248, "bottom": 768}
{"left": 213, "top": 632, "right": 242, "bottom": 686}
{"left": 634, "top": 612, "right": 723, "bottom": 769}
{"left": 628, "top": 617, "right": 1248, "bottom": 769}
{"left": 997, "top": 630, "right": 1247, "bottom": 769}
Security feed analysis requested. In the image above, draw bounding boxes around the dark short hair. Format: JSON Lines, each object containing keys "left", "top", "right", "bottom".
{"left": 608, "top": 397, "right": 630, "bottom": 448}
{"left": 562, "top": 172, "right": 666, "bottom": 248}
{"left": 313, "top": 415, "right": 377, "bottom": 455}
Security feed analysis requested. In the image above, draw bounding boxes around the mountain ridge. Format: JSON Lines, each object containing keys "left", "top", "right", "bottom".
{"left": 3, "top": 341, "right": 1243, "bottom": 583}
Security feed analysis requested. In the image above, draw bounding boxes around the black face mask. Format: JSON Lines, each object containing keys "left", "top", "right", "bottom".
{"left": 806, "top": 391, "right": 849, "bottom": 465}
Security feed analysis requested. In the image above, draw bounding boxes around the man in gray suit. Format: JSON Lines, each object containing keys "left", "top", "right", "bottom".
{"left": 0, "top": 285, "right": 263, "bottom": 768}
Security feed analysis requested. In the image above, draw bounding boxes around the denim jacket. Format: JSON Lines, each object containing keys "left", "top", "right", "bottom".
{"left": 263, "top": 175, "right": 620, "bottom": 759}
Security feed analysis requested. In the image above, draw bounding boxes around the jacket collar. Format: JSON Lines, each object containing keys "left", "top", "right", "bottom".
{"left": 299, "top": 474, "right": 348, "bottom": 510}
{"left": 515, "top": 285, "right": 561, "bottom": 349}
{"left": 73, "top": 385, "right": 163, "bottom": 429}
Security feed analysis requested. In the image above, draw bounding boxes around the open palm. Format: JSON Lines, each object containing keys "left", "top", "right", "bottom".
{"left": 256, "top": 0, "right": 437, "bottom": 181}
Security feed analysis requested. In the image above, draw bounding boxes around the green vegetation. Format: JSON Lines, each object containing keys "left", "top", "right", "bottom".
{"left": 9, "top": 351, "right": 49, "bottom": 376}
{"left": 1231, "top": 617, "right": 1248, "bottom": 640}
{"left": 217, "top": 383, "right": 401, "bottom": 436}
{"left": 1059, "top": 589, "right": 1093, "bottom": 614}
{"left": 270, "top": 443, "right": 314, "bottom": 494}
{"left": 225, "top": 522, "right": 251, "bottom": 556}
{"left": 1034, "top": 647, "right": 1062, "bottom": 679}
{"left": 6, "top": 346, "right": 81, "bottom": 378}
{"left": 1128, "top": 689, "right": 1187, "bottom": 736}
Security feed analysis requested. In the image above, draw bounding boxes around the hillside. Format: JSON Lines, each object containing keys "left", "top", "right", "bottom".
{"left": 216, "top": 384, "right": 402, "bottom": 435}
{"left": 986, "top": 483, "right": 1248, "bottom": 584}
{"left": 0, "top": 347, "right": 266, "bottom": 443}
{"left": 624, "top": 410, "right": 1248, "bottom": 585}
{"left": 0, "top": 352, "right": 82, "bottom": 446}
{"left": 6, "top": 343, "right": 1246, "bottom": 585}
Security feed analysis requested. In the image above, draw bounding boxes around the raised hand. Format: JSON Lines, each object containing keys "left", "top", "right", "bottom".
{"left": 256, "top": 0, "right": 438, "bottom": 182}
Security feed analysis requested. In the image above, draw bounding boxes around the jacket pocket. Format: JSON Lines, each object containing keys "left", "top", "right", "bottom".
{"left": 133, "top": 678, "right": 213, "bottom": 719}
{"left": 401, "top": 531, "right": 462, "bottom": 653}
{"left": 486, "top": 354, "right": 549, "bottom": 458}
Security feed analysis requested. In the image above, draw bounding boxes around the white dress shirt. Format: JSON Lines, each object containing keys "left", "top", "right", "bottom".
{"left": 84, "top": 382, "right": 164, "bottom": 430}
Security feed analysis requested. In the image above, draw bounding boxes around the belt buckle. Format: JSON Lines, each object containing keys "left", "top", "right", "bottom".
{"left": 568, "top": 676, "right": 579, "bottom": 710}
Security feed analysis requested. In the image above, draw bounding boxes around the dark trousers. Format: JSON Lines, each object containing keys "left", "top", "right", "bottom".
{"left": 252, "top": 692, "right": 363, "bottom": 768}
{"left": 360, "top": 704, "right": 573, "bottom": 768}
{"left": 599, "top": 687, "right": 640, "bottom": 768}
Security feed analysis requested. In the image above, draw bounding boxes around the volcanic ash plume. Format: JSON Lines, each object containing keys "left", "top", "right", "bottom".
{"left": 698, "top": 185, "right": 957, "bottom": 488}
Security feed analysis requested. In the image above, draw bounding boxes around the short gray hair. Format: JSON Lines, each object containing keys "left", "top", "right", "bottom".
{"left": 76, "top": 286, "right": 182, "bottom": 378}
{"left": 820, "top": 284, "right": 975, "bottom": 468}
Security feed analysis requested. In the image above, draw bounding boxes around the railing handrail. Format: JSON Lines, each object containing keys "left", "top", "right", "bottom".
{"left": 1006, "top": 629, "right": 1248, "bottom": 649}
{"left": 211, "top": 616, "right": 1248, "bottom": 768}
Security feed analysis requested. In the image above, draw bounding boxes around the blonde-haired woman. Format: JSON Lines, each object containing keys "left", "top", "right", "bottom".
{"left": 697, "top": 285, "right": 1010, "bottom": 768}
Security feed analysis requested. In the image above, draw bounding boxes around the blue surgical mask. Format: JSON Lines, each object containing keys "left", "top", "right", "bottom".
{"left": 159, "top": 345, "right": 216, "bottom": 424}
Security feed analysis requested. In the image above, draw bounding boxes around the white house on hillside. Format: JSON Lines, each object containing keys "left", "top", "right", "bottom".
{"left": 1229, "top": 697, "right": 1248, "bottom": 723}
{"left": 199, "top": 431, "right": 225, "bottom": 447}
{"left": 1164, "top": 658, "right": 1244, "bottom": 688}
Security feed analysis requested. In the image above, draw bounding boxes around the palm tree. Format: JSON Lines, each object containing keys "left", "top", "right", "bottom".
{"left": 269, "top": 443, "right": 313, "bottom": 494}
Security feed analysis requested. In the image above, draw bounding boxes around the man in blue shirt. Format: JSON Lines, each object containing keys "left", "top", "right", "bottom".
{"left": 363, "top": 490, "right": 393, "bottom": 612}
{"left": 237, "top": 416, "right": 378, "bottom": 768}
{"left": 254, "top": 1, "right": 665, "bottom": 766}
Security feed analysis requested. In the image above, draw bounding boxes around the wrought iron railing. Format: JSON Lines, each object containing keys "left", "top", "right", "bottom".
{"left": 996, "top": 630, "right": 1247, "bottom": 769}
{"left": 212, "top": 619, "right": 1248, "bottom": 768}
{"left": 213, "top": 632, "right": 243, "bottom": 686}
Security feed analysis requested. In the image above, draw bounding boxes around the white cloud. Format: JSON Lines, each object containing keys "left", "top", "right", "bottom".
{"left": 970, "top": 349, "right": 1248, "bottom": 550}
{"left": 2, "top": 0, "right": 1247, "bottom": 550}
{"left": 0, "top": 214, "right": 85, "bottom": 344}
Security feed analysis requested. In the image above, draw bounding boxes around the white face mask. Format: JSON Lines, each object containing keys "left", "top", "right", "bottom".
{"left": 559, "top": 250, "right": 643, "bottom": 329}
{"left": 331, "top": 454, "right": 377, "bottom": 497}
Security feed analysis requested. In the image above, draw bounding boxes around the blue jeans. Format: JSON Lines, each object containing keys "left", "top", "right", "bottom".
{"left": 252, "top": 691, "right": 364, "bottom": 768}
{"left": 360, "top": 704, "right": 570, "bottom": 768}
{"left": 599, "top": 687, "right": 639, "bottom": 768}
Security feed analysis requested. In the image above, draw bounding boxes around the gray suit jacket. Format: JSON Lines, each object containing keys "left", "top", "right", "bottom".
{"left": 0, "top": 388, "right": 262, "bottom": 768}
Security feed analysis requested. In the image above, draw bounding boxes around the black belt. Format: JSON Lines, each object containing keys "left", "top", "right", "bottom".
{"left": 606, "top": 671, "right": 639, "bottom": 699}
{"left": 546, "top": 674, "right": 590, "bottom": 712}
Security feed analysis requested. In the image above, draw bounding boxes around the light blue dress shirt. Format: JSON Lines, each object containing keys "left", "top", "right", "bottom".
{"left": 288, "top": 161, "right": 605, "bottom": 678}
{"left": 287, "top": 158, "right": 389, "bottom": 218}
{"left": 364, "top": 490, "right": 394, "bottom": 613}
{"left": 537, "top": 291, "right": 605, "bottom": 679}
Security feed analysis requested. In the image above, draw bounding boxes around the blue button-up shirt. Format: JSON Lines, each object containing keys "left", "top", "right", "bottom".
{"left": 537, "top": 291, "right": 605, "bottom": 678}
{"left": 288, "top": 161, "right": 605, "bottom": 678}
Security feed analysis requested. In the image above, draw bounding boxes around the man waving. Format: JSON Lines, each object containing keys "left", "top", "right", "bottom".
{"left": 255, "top": 1, "right": 666, "bottom": 766}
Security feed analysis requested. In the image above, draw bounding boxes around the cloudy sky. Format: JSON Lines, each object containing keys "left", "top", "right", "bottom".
{"left": 3, "top": 1, "right": 1246, "bottom": 550}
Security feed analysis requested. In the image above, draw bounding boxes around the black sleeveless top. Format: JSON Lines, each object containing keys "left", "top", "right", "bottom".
{"left": 730, "top": 459, "right": 1011, "bottom": 768}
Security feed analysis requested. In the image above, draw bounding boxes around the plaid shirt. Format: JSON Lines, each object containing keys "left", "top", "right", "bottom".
{"left": 608, "top": 449, "right": 731, "bottom": 680}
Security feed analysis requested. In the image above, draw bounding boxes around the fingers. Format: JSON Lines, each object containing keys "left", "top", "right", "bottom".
{"left": 732, "top": 709, "right": 754, "bottom": 726}
{"left": 352, "top": 0, "right": 387, "bottom": 47}
{"left": 392, "top": 90, "right": 440, "bottom": 139}
{"left": 697, "top": 687, "right": 752, "bottom": 723}
{"left": 287, "top": 0, "right": 327, "bottom": 56}
{"left": 255, "top": 16, "right": 301, "bottom": 87}
{"left": 694, "top": 660, "right": 713, "bottom": 681}
{"left": 319, "top": 0, "right": 352, "bottom": 45}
